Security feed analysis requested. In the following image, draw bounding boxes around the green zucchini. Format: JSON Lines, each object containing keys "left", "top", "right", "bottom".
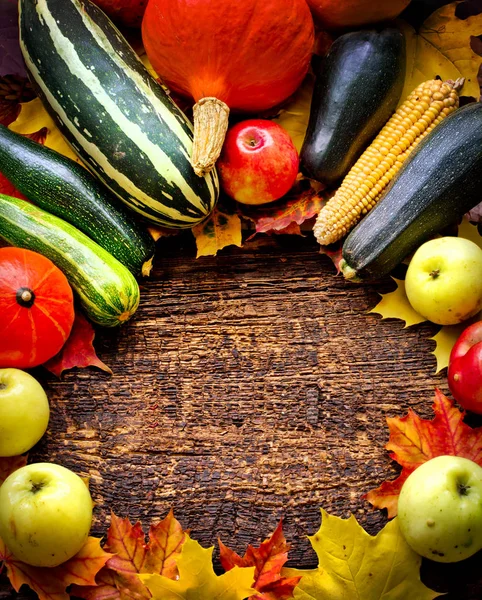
{"left": 0, "top": 194, "right": 140, "bottom": 327}
{"left": 0, "top": 125, "right": 155, "bottom": 277}
{"left": 300, "top": 28, "right": 406, "bottom": 187}
{"left": 340, "top": 102, "right": 482, "bottom": 282}
{"left": 19, "top": 0, "right": 219, "bottom": 228}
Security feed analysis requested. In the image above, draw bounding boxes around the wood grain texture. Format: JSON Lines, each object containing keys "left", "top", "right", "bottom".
{"left": 1, "top": 233, "right": 481, "bottom": 599}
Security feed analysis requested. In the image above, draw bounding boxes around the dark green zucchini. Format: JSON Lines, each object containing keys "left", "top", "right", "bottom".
{"left": 0, "top": 194, "right": 140, "bottom": 327}
{"left": 0, "top": 125, "right": 155, "bottom": 277}
{"left": 340, "top": 102, "right": 482, "bottom": 282}
{"left": 300, "top": 28, "right": 406, "bottom": 187}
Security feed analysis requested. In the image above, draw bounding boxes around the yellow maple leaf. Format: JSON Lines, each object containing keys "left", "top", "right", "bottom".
{"left": 140, "top": 537, "right": 255, "bottom": 600}
{"left": 369, "top": 279, "right": 425, "bottom": 327}
{"left": 420, "top": 2, "right": 482, "bottom": 99}
{"left": 283, "top": 510, "right": 437, "bottom": 600}
{"left": 192, "top": 203, "right": 242, "bottom": 258}
{"left": 8, "top": 98, "right": 80, "bottom": 163}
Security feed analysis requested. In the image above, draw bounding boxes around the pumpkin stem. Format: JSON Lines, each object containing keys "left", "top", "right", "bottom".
{"left": 16, "top": 287, "right": 36, "bottom": 308}
{"left": 192, "top": 97, "right": 230, "bottom": 177}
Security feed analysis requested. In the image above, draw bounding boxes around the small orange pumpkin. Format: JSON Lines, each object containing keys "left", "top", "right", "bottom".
{"left": 0, "top": 247, "right": 75, "bottom": 368}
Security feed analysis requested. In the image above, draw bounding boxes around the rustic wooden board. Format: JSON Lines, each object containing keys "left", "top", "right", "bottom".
{"left": 1, "top": 233, "right": 482, "bottom": 599}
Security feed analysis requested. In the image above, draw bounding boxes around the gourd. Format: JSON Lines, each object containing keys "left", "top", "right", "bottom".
{"left": 306, "top": 0, "right": 411, "bottom": 29}
{"left": 340, "top": 102, "right": 482, "bottom": 282}
{"left": 142, "top": 0, "right": 314, "bottom": 176}
{"left": 19, "top": 0, "right": 219, "bottom": 228}
{"left": 0, "top": 247, "right": 75, "bottom": 368}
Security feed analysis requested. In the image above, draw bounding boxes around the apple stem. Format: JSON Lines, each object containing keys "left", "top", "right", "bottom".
{"left": 458, "top": 482, "right": 469, "bottom": 496}
{"left": 31, "top": 480, "right": 45, "bottom": 494}
{"left": 429, "top": 269, "right": 440, "bottom": 279}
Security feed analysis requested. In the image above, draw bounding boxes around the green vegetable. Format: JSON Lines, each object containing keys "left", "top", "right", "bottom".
{"left": 0, "top": 194, "right": 140, "bottom": 327}
{"left": 0, "top": 125, "right": 155, "bottom": 277}
{"left": 341, "top": 103, "right": 482, "bottom": 282}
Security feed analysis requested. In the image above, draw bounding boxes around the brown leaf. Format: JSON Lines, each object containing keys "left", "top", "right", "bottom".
{"left": 44, "top": 311, "right": 112, "bottom": 377}
{"left": 74, "top": 511, "right": 187, "bottom": 600}
{"left": 240, "top": 180, "right": 327, "bottom": 239}
{"left": 1, "top": 537, "right": 112, "bottom": 600}
{"left": 219, "top": 520, "right": 300, "bottom": 600}
{"left": 0, "top": 75, "right": 35, "bottom": 126}
{"left": 192, "top": 202, "right": 243, "bottom": 258}
{"left": 319, "top": 241, "right": 344, "bottom": 275}
{"left": 0, "top": 455, "right": 27, "bottom": 485}
{"left": 366, "top": 389, "right": 482, "bottom": 518}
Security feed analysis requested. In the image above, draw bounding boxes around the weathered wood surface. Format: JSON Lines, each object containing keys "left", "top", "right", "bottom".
{"left": 1, "top": 233, "right": 482, "bottom": 599}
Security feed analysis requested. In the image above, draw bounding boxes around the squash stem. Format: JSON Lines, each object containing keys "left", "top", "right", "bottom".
{"left": 192, "top": 97, "right": 230, "bottom": 177}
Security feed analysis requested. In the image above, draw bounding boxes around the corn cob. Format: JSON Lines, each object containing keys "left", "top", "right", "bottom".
{"left": 313, "top": 78, "right": 464, "bottom": 246}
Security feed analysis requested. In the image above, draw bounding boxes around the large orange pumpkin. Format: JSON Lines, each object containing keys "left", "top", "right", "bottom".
{"left": 0, "top": 247, "right": 75, "bottom": 368}
{"left": 142, "top": 0, "right": 314, "bottom": 176}
{"left": 306, "top": 0, "right": 411, "bottom": 29}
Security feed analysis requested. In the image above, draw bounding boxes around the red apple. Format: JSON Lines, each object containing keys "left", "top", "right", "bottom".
{"left": 448, "top": 321, "right": 482, "bottom": 413}
{"left": 217, "top": 120, "right": 299, "bottom": 205}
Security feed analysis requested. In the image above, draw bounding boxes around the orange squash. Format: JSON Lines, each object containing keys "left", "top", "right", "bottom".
{"left": 306, "top": 0, "right": 411, "bottom": 29}
{"left": 0, "top": 247, "right": 75, "bottom": 368}
{"left": 142, "top": 0, "right": 314, "bottom": 176}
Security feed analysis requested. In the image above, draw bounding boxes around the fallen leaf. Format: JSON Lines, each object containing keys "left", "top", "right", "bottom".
{"left": 282, "top": 509, "right": 437, "bottom": 600}
{"left": 141, "top": 537, "right": 255, "bottom": 600}
{"left": 192, "top": 202, "right": 243, "bottom": 258}
{"left": 466, "top": 201, "right": 482, "bottom": 222}
{"left": 458, "top": 217, "right": 482, "bottom": 248}
{"left": 0, "top": 536, "right": 112, "bottom": 600}
{"left": 73, "top": 510, "right": 187, "bottom": 600}
{"left": 430, "top": 321, "right": 475, "bottom": 373}
{"left": 366, "top": 389, "right": 482, "bottom": 517}
{"left": 240, "top": 181, "right": 327, "bottom": 239}
{"left": 44, "top": 311, "right": 112, "bottom": 377}
{"left": 0, "top": 75, "right": 35, "bottom": 126}
{"left": 318, "top": 242, "right": 344, "bottom": 275}
{"left": 420, "top": 2, "right": 482, "bottom": 99}
{"left": 0, "top": 455, "right": 27, "bottom": 485}
{"left": 219, "top": 520, "right": 301, "bottom": 600}
{"left": 9, "top": 98, "right": 80, "bottom": 163}
{"left": 272, "top": 74, "right": 314, "bottom": 153}
{"left": 369, "top": 279, "right": 426, "bottom": 327}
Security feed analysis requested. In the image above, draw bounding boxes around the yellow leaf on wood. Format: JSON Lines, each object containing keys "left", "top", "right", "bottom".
{"left": 458, "top": 218, "right": 482, "bottom": 249}
{"left": 8, "top": 98, "right": 80, "bottom": 163}
{"left": 192, "top": 204, "right": 242, "bottom": 258}
{"left": 283, "top": 510, "right": 437, "bottom": 600}
{"left": 140, "top": 537, "right": 255, "bottom": 600}
{"left": 369, "top": 278, "right": 426, "bottom": 327}
{"left": 420, "top": 2, "right": 482, "bottom": 99}
{"left": 430, "top": 322, "right": 471, "bottom": 374}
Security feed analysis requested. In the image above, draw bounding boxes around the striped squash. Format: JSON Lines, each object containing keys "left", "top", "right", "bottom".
{"left": 0, "top": 194, "right": 140, "bottom": 328}
{"left": 18, "top": 0, "right": 219, "bottom": 228}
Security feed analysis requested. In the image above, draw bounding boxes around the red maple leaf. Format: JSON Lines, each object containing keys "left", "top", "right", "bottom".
{"left": 366, "top": 389, "right": 482, "bottom": 518}
{"left": 0, "top": 536, "right": 112, "bottom": 600}
{"left": 44, "top": 311, "right": 112, "bottom": 377}
{"left": 239, "top": 179, "right": 327, "bottom": 239}
{"left": 219, "top": 520, "right": 301, "bottom": 600}
{"left": 319, "top": 240, "right": 344, "bottom": 274}
{"left": 0, "top": 455, "right": 27, "bottom": 485}
{"left": 73, "top": 510, "right": 187, "bottom": 600}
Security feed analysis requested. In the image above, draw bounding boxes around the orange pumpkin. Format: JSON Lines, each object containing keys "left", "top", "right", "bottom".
{"left": 306, "top": 0, "right": 411, "bottom": 29}
{"left": 142, "top": 0, "right": 314, "bottom": 177}
{"left": 0, "top": 247, "right": 75, "bottom": 368}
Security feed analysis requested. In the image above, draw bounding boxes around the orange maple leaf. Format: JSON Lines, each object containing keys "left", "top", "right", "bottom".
{"left": 219, "top": 520, "right": 301, "bottom": 600}
{"left": 240, "top": 180, "right": 327, "bottom": 239}
{"left": 0, "top": 537, "right": 112, "bottom": 600}
{"left": 366, "top": 389, "right": 482, "bottom": 518}
{"left": 73, "top": 510, "right": 187, "bottom": 600}
{"left": 43, "top": 311, "right": 112, "bottom": 377}
{"left": 0, "top": 455, "right": 27, "bottom": 485}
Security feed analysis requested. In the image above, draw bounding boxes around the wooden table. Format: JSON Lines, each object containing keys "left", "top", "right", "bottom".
{"left": 1, "top": 232, "right": 481, "bottom": 599}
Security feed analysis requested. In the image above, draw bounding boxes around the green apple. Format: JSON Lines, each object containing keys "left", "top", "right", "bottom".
{"left": 0, "top": 368, "right": 50, "bottom": 457}
{"left": 0, "top": 462, "right": 93, "bottom": 566}
{"left": 398, "top": 455, "right": 482, "bottom": 562}
{"left": 405, "top": 237, "right": 482, "bottom": 326}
